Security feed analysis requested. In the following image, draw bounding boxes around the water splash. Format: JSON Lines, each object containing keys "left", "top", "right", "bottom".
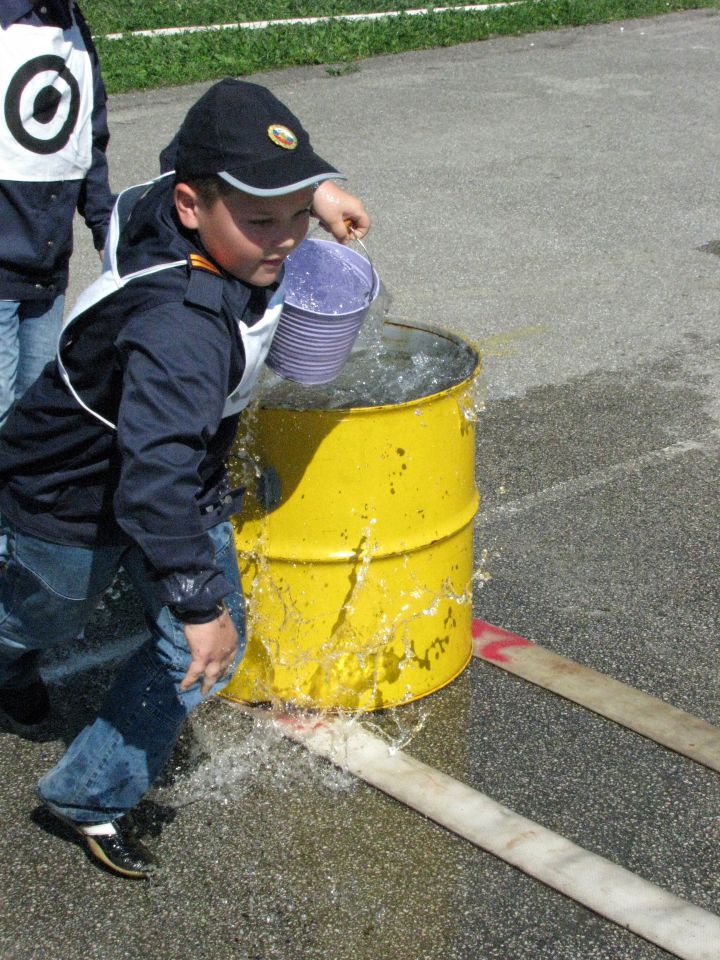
{"left": 156, "top": 706, "right": 356, "bottom": 809}
{"left": 155, "top": 699, "right": 436, "bottom": 809}
{"left": 457, "top": 373, "right": 487, "bottom": 423}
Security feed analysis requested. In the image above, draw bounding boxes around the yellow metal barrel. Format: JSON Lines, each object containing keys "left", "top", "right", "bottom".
{"left": 221, "top": 321, "right": 481, "bottom": 712}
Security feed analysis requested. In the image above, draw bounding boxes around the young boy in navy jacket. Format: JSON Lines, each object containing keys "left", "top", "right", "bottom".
{"left": 0, "top": 78, "right": 370, "bottom": 879}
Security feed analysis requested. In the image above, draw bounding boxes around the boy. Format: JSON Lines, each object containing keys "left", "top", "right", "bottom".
{"left": 0, "top": 0, "right": 114, "bottom": 425}
{"left": 0, "top": 78, "right": 370, "bottom": 879}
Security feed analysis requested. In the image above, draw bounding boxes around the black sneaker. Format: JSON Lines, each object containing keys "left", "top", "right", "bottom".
{"left": 0, "top": 679, "right": 50, "bottom": 726}
{"left": 80, "top": 817, "right": 157, "bottom": 879}
{"left": 57, "top": 814, "right": 157, "bottom": 880}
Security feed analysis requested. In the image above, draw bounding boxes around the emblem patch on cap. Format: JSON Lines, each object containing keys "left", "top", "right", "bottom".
{"left": 268, "top": 124, "right": 298, "bottom": 150}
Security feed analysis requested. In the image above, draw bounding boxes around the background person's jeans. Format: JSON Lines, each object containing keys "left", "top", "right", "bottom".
{"left": 0, "top": 296, "right": 65, "bottom": 428}
{"left": 0, "top": 518, "right": 246, "bottom": 823}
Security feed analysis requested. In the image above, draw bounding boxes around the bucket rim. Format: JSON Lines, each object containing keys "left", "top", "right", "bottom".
{"left": 260, "top": 319, "right": 482, "bottom": 415}
{"left": 283, "top": 236, "right": 379, "bottom": 317}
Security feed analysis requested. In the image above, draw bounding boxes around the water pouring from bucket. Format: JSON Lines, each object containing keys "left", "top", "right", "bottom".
{"left": 266, "top": 234, "right": 380, "bottom": 385}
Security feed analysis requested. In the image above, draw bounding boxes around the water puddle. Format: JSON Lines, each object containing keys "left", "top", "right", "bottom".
{"left": 697, "top": 239, "right": 720, "bottom": 257}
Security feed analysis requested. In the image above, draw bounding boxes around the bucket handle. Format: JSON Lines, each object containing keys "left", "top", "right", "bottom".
{"left": 343, "top": 219, "right": 379, "bottom": 304}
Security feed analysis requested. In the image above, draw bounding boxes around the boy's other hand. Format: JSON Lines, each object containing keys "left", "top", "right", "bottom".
{"left": 180, "top": 610, "right": 238, "bottom": 695}
{"left": 312, "top": 181, "right": 371, "bottom": 242}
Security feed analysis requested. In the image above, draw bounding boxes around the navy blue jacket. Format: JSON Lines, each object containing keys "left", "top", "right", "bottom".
{"left": 0, "top": 0, "right": 114, "bottom": 300}
{"left": 0, "top": 176, "right": 276, "bottom": 615}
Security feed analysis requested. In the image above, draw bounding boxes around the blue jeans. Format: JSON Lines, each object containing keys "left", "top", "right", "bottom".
{"left": 0, "top": 296, "right": 64, "bottom": 429}
{"left": 0, "top": 519, "right": 246, "bottom": 823}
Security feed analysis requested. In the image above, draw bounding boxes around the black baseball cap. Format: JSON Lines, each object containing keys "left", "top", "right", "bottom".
{"left": 174, "top": 78, "right": 345, "bottom": 196}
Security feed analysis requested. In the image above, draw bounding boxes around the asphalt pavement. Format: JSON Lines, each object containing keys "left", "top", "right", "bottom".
{"left": 2, "top": 9, "right": 720, "bottom": 960}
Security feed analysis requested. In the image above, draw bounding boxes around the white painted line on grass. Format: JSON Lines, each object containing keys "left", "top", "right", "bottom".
{"left": 238, "top": 704, "right": 720, "bottom": 960}
{"left": 100, "top": 3, "right": 524, "bottom": 41}
{"left": 473, "top": 619, "right": 720, "bottom": 773}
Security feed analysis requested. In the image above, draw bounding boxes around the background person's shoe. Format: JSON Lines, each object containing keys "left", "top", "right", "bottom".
{"left": 0, "top": 680, "right": 50, "bottom": 726}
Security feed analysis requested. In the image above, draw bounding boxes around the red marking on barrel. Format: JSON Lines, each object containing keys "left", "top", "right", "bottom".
{"left": 472, "top": 618, "right": 534, "bottom": 663}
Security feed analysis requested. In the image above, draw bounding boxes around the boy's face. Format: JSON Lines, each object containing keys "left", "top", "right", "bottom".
{"left": 175, "top": 183, "right": 313, "bottom": 286}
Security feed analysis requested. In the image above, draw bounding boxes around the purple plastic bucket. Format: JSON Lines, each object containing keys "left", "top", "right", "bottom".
{"left": 267, "top": 237, "right": 379, "bottom": 385}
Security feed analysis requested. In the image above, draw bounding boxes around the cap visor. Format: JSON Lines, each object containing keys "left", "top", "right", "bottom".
{"left": 218, "top": 169, "right": 346, "bottom": 197}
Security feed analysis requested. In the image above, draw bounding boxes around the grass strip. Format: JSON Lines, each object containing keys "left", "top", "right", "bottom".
{"left": 93, "top": 0, "right": 720, "bottom": 94}
{"left": 82, "top": 1, "right": 500, "bottom": 35}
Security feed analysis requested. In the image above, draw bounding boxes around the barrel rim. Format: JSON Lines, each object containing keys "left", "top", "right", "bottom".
{"left": 260, "top": 319, "right": 481, "bottom": 415}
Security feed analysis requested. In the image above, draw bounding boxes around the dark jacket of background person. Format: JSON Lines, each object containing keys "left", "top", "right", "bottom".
{"left": 0, "top": 0, "right": 114, "bottom": 301}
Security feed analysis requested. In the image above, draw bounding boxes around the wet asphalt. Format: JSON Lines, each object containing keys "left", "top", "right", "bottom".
{"left": 2, "top": 9, "right": 720, "bottom": 960}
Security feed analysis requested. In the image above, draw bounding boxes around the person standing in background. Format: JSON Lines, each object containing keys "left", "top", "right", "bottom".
{"left": 0, "top": 0, "right": 114, "bottom": 427}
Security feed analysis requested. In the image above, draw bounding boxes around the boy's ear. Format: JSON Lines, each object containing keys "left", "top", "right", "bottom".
{"left": 174, "top": 182, "right": 201, "bottom": 229}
